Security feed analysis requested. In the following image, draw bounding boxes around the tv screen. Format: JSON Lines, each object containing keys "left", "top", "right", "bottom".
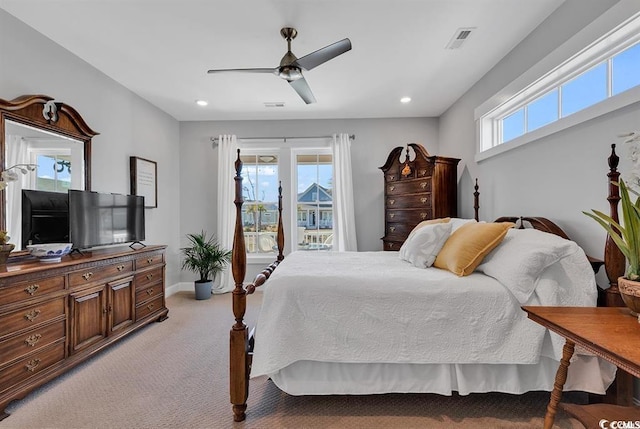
{"left": 22, "top": 190, "right": 70, "bottom": 249}
{"left": 69, "top": 190, "right": 145, "bottom": 249}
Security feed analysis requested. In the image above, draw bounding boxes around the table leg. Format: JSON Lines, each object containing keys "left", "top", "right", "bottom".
{"left": 544, "top": 340, "right": 575, "bottom": 429}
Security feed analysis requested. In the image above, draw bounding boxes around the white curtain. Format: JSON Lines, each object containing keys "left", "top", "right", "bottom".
{"left": 331, "top": 133, "right": 358, "bottom": 251}
{"left": 5, "top": 135, "right": 30, "bottom": 249}
{"left": 216, "top": 134, "right": 239, "bottom": 293}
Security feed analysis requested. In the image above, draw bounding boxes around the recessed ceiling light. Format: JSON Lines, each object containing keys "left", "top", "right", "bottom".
{"left": 400, "top": 97, "right": 412, "bottom": 104}
{"left": 196, "top": 100, "right": 208, "bottom": 106}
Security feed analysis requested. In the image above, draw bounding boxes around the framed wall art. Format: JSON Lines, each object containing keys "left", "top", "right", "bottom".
{"left": 130, "top": 156, "right": 157, "bottom": 208}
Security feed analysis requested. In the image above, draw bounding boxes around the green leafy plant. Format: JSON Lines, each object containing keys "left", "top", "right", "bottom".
{"left": 180, "top": 231, "right": 232, "bottom": 282}
{"left": 584, "top": 178, "right": 640, "bottom": 280}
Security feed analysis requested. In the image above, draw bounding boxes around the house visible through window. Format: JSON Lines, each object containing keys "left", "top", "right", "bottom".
{"left": 239, "top": 145, "right": 333, "bottom": 255}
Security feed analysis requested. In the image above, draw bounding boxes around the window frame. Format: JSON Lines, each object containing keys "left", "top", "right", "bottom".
{"left": 475, "top": 6, "right": 640, "bottom": 162}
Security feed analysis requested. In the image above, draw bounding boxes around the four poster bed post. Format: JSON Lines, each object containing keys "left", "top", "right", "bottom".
{"left": 228, "top": 145, "right": 627, "bottom": 421}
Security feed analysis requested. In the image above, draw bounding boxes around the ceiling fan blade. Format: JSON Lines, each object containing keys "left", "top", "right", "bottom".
{"left": 289, "top": 77, "right": 317, "bottom": 104}
{"left": 293, "top": 38, "right": 352, "bottom": 71}
{"left": 207, "top": 67, "right": 277, "bottom": 74}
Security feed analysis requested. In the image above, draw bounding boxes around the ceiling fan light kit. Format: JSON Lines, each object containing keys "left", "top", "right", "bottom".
{"left": 207, "top": 27, "right": 352, "bottom": 104}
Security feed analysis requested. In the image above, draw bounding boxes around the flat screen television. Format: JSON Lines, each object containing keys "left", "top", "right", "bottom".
{"left": 22, "top": 190, "right": 70, "bottom": 249}
{"left": 68, "top": 190, "right": 145, "bottom": 249}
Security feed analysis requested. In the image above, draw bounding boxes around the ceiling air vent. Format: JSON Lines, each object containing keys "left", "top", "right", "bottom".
{"left": 446, "top": 27, "right": 476, "bottom": 50}
{"left": 264, "top": 102, "right": 286, "bottom": 108}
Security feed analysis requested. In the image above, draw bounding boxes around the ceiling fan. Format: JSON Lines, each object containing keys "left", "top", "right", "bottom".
{"left": 207, "top": 27, "right": 352, "bottom": 104}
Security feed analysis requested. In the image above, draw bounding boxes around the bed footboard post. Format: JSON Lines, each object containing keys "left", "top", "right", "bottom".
{"left": 230, "top": 149, "right": 249, "bottom": 422}
{"left": 277, "top": 181, "right": 284, "bottom": 261}
{"left": 473, "top": 178, "right": 479, "bottom": 222}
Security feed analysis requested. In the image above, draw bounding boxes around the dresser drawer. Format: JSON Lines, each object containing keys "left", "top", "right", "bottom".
{"left": 385, "top": 178, "right": 432, "bottom": 196}
{"left": 387, "top": 209, "right": 434, "bottom": 224}
{"left": 385, "top": 223, "right": 413, "bottom": 239}
{"left": 136, "top": 295, "right": 163, "bottom": 320}
{"left": 0, "top": 321, "right": 65, "bottom": 367}
{"left": 135, "top": 283, "right": 163, "bottom": 303}
{"left": 0, "top": 276, "right": 65, "bottom": 307}
{"left": 0, "top": 298, "right": 65, "bottom": 339}
{"left": 0, "top": 343, "right": 65, "bottom": 393}
{"left": 386, "top": 193, "right": 432, "bottom": 210}
{"left": 135, "top": 253, "right": 164, "bottom": 270}
{"left": 69, "top": 261, "right": 134, "bottom": 287}
{"left": 135, "top": 267, "right": 163, "bottom": 290}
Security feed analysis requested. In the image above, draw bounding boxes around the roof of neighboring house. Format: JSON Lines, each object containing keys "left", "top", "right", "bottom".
{"left": 297, "top": 183, "right": 333, "bottom": 203}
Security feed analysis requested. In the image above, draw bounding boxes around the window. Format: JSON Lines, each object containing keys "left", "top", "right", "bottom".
{"left": 296, "top": 153, "right": 333, "bottom": 251}
{"left": 477, "top": 10, "right": 640, "bottom": 159}
{"left": 240, "top": 154, "right": 279, "bottom": 254}
{"left": 34, "top": 152, "right": 72, "bottom": 192}
{"left": 239, "top": 142, "right": 334, "bottom": 256}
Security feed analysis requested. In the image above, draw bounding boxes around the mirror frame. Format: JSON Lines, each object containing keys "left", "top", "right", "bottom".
{"left": 0, "top": 94, "right": 98, "bottom": 250}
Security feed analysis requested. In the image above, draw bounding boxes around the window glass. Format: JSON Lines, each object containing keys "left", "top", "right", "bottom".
{"left": 36, "top": 154, "right": 71, "bottom": 192}
{"left": 296, "top": 153, "right": 333, "bottom": 251}
{"left": 502, "top": 108, "right": 525, "bottom": 143}
{"left": 561, "top": 63, "right": 607, "bottom": 117}
{"left": 612, "top": 42, "right": 640, "bottom": 95}
{"left": 527, "top": 89, "right": 559, "bottom": 132}
{"left": 240, "top": 154, "right": 279, "bottom": 254}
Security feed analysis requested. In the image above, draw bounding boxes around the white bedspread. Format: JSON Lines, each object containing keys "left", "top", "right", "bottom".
{"left": 251, "top": 233, "right": 597, "bottom": 378}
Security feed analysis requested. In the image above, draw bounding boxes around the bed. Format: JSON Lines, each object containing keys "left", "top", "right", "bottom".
{"left": 228, "top": 146, "right": 626, "bottom": 422}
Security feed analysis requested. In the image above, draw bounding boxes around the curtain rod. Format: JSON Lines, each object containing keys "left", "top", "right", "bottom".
{"left": 211, "top": 134, "right": 355, "bottom": 146}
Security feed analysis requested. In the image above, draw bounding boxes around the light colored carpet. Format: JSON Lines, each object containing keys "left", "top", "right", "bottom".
{"left": 1, "top": 291, "right": 584, "bottom": 429}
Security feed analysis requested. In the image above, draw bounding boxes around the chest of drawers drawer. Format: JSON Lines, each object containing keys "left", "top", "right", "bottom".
{"left": 386, "top": 209, "right": 434, "bottom": 224}
{"left": 0, "top": 276, "right": 65, "bottom": 307}
{"left": 69, "top": 261, "right": 134, "bottom": 287}
{"left": 385, "top": 179, "right": 432, "bottom": 196}
{"left": 135, "top": 267, "right": 163, "bottom": 290}
{"left": 135, "top": 253, "right": 164, "bottom": 270}
{"left": 0, "top": 343, "right": 65, "bottom": 393}
{"left": 0, "top": 321, "right": 65, "bottom": 367}
{"left": 0, "top": 298, "right": 65, "bottom": 339}
{"left": 136, "top": 295, "right": 163, "bottom": 320}
{"left": 135, "top": 283, "right": 163, "bottom": 303}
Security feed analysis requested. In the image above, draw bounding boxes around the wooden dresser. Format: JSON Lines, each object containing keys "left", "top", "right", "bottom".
{"left": 0, "top": 245, "right": 168, "bottom": 420}
{"left": 379, "top": 143, "right": 460, "bottom": 250}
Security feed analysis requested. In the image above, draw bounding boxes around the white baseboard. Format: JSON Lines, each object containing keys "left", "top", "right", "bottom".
{"left": 166, "top": 282, "right": 192, "bottom": 297}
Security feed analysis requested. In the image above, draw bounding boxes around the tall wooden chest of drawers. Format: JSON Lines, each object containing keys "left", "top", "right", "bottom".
{"left": 379, "top": 143, "right": 459, "bottom": 250}
{"left": 0, "top": 245, "right": 167, "bottom": 421}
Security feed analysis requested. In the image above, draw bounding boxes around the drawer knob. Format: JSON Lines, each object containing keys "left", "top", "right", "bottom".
{"left": 82, "top": 272, "right": 94, "bottom": 281}
{"left": 387, "top": 243, "right": 395, "bottom": 249}
{"left": 146, "top": 273, "right": 154, "bottom": 280}
{"left": 117, "top": 265, "right": 125, "bottom": 271}
{"left": 389, "top": 199, "right": 395, "bottom": 205}
{"left": 420, "top": 197, "right": 427, "bottom": 203}
{"left": 389, "top": 213, "right": 395, "bottom": 219}
{"left": 25, "top": 358, "right": 41, "bottom": 372}
{"left": 147, "top": 303, "right": 155, "bottom": 311}
{"left": 147, "top": 258, "right": 153, "bottom": 264}
{"left": 25, "top": 334, "right": 42, "bottom": 347}
{"left": 146, "top": 288, "right": 155, "bottom": 296}
{"left": 420, "top": 212, "right": 428, "bottom": 219}
{"left": 389, "top": 226, "right": 396, "bottom": 232}
{"left": 24, "top": 309, "right": 41, "bottom": 322}
{"left": 389, "top": 175, "right": 396, "bottom": 180}
{"left": 24, "top": 284, "right": 40, "bottom": 296}
{"left": 419, "top": 169, "right": 427, "bottom": 176}
{"left": 389, "top": 185, "right": 395, "bottom": 192}
{"left": 420, "top": 182, "right": 428, "bottom": 189}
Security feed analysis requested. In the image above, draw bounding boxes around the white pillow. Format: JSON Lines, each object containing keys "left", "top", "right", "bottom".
{"left": 449, "top": 218, "right": 478, "bottom": 233}
{"left": 399, "top": 222, "right": 452, "bottom": 268}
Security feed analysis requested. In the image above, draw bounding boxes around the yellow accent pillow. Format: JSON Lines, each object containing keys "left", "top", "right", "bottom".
{"left": 433, "top": 221, "right": 515, "bottom": 276}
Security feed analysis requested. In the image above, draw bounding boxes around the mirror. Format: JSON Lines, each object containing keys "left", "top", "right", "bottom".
{"left": 0, "top": 95, "right": 97, "bottom": 252}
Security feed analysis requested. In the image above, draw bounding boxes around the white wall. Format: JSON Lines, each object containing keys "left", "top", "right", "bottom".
{"left": 179, "top": 117, "right": 438, "bottom": 281}
{"left": 0, "top": 9, "right": 182, "bottom": 287}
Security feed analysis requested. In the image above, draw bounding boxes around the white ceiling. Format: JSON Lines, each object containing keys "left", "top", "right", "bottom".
{"left": 1, "top": 0, "right": 564, "bottom": 122}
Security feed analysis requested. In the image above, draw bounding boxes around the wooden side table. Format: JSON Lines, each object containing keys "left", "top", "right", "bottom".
{"left": 523, "top": 306, "right": 640, "bottom": 429}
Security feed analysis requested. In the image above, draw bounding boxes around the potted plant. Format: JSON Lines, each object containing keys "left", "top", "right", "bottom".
{"left": 584, "top": 132, "right": 640, "bottom": 315}
{"left": 0, "top": 230, "right": 14, "bottom": 265}
{"left": 181, "top": 231, "right": 232, "bottom": 300}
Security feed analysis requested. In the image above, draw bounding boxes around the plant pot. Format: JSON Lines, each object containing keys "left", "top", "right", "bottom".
{"left": 0, "top": 243, "right": 15, "bottom": 265}
{"left": 617, "top": 276, "right": 640, "bottom": 316}
{"left": 194, "top": 280, "right": 213, "bottom": 300}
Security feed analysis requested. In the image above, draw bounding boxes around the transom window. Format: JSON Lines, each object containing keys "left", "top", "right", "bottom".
{"left": 477, "top": 11, "right": 640, "bottom": 160}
